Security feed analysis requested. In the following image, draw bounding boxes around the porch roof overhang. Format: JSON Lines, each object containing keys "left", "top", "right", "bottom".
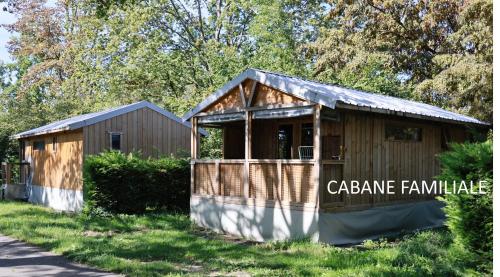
{"left": 196, "top": 105, "right": 316, "bottom": 126}
{"left": 182, "top": 68, "right": 489, "bottom": 126}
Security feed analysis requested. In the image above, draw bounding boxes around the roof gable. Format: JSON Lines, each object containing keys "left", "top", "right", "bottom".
{"left": 13, "top": 101, "right": 207, "bottom": 139}
{"left": 182, "top": 69, "right": 487, "bottom": 125}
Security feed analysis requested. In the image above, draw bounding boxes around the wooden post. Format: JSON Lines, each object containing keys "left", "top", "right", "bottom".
{"left": 215, "top": 160, "right": 221, "bottom": 195}
{"left": 244, "top": 111, "right": 252, "bottom": 198}
{"left": 190, "top": 117, "right": 199, "bottom": 196}
{"left": 313, "top": 105, "right": 322, "bottom": 208}
{"left": 191, "top": 117, "right": 199, "bottom": 159}
{"left": 190, "top": 161, "right": 195, "bottom": 195}
{"left": 277, "top": 160, "right": 282, "bottom": 200}
{"left": 3, "top": 163, "right": 12, "bottom": 185}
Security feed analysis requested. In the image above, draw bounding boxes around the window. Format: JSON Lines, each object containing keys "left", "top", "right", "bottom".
{"left": 34, "top": 140, "right": 45, "bottom": 151}
{"left": 110, "top": 133, "right": 121, "bottom": 151}
{"left": 52, "top": 137, "right": 57, "bottom": 152}
{"left": 301, "top": 123, "right": 313, "bottom": 146}
{"left": 385, "top": 125, "right": 422, "bottom": 141}
{"left": 278, "top": 124, "right": 293, "bottom": 159}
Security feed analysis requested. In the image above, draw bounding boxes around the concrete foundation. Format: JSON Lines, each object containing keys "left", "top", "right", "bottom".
{"left": 28, "top": 185, "right": 83, "bottom": 212}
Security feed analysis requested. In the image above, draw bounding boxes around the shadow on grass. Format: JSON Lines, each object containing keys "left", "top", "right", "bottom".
{"left": 0, "top": 201, "right": 479, "bottom": 276}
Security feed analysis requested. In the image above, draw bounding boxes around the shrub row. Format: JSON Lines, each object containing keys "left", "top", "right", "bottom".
{"left": 83, "top": 151, "right": 190, "bottom": 214}
{"left": 438, "top": 140, "right": 493, "bottom": 273}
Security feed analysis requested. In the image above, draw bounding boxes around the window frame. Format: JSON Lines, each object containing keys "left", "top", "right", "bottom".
{"left": 52, "top": 136, "right": 57, "bottom": 152}
{"left": 385, "top": 124, "right": 423, "bottom": 142}
{"left": 109, "top": 132, "right": 122, "bottom": 151}
{"left": 34, "top": 140, "right": 45, "bottom": 151}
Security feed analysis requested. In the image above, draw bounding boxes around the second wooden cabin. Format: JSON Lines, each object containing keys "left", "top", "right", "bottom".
{"left": 6, "top": 101, "right": 205, "bottom": 211}
{"left": 183, "top": 68, "right": 488, "bottom": 244}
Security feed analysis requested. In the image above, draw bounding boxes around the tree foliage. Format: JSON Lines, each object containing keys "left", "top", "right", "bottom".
{"left": 0, "top": 0, "right": 493, "bottom": 162}
{"left": 308, "top": 0, "right": 492, "bottom": 121}
{"left": 437, "top": 140, "right": 493, "bottom": 273}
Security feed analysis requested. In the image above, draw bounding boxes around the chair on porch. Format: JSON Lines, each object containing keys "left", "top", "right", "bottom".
{"left": 298, "top": 146, "right": 314, "bottom": 160}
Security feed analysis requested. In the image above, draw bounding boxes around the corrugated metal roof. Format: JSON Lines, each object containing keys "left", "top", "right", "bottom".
{"left": 183, "top": 68, "right": 488, "bottom": 125}
{"left": 13, "top": 101, "right": 207, "bottom": 139}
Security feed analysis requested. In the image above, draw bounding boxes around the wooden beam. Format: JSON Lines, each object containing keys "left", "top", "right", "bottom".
{"left": 243, "top": 111, "right": 252, "bottom": 197}
{"left": 313, "top": 105, "right": 322, "bottom": 208}
{"left": 277, "top": 160, "right": 282, "bottom": 200}
{"left": 191, "top": 117, "right": 199, "bottom": 159}
{"left": 195, "top": 102, "right": 312, "bottom": 117}
{"left": 239, "top": 83, "right": 247, "bottom": 107}
{"left": 190, "top": 161, "right": 195, "bottom": 195}
{"left": 247, "top": 80, "right": 257, "bottom": 107}
{"left": 215, "top": 160, "right": 221, "bottom": 195}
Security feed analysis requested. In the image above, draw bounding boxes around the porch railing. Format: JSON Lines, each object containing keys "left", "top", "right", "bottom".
{"left": 1, "top": 162, "right": 30, "bottom": 186}
{"left": 192, "top": 159, "right": 317, "bottom": 207}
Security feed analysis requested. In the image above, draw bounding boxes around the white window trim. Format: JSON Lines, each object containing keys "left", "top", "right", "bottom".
{"left": 109, "top": 131, "right": 123, "bottom": 151}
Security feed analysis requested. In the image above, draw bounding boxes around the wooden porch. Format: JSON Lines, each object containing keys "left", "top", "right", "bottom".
{"left": 189, "top": 101, "right": 349, "bottom": 211}
{"left": 191, "top": 159, "right": 344, "bottom": 211}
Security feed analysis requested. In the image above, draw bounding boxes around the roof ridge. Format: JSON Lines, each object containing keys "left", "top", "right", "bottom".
{"left": 250, "top": 68, "right": 416, "bottom": 104}
{"left": 12, "top": 100, "right": 207, "bottom": 139}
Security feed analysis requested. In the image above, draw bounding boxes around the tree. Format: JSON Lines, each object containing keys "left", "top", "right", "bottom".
{"left": 1, "top": 0, "right": 324, "bottom": 159}
{"left": 308, "top": 0, "right": 492, "bottom": 122}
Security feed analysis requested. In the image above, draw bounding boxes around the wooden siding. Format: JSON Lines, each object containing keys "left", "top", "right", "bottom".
{"left": 202, "top": 80, "right": 307, "bottom": 114}
{"left": 205, "top": 86, "right": 245, "bottom": 113}
{"left": 252, "top": 84, "right": 306, "bottom": 107}
{"left": 320, "top": 111, "right": 467, "bottom": 212}
{"left": 22, "top": 131, "right": 83, "bottom": 191}
{"left": 83, "top": 107, "right": 190, "bottom": 158}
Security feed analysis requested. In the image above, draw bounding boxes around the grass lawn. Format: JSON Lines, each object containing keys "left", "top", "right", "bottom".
{"left": 0, "top": 201, "right": 480, "bottom": 276}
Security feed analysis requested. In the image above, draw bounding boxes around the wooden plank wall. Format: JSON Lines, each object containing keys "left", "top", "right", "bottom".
{"left": 22, "top": 131, "right": 83, "bottom": 191}
{"left": 252, "top": 83, "right": 305, "bottom": 107}
{"left": 322, "top": 111, "right": 467, "bottom": 211}
{"left": 83, "top": 107, "right": 190, "bottom": 158}
{"left": 203, "top": 81, "right": 307, "bottom": 114}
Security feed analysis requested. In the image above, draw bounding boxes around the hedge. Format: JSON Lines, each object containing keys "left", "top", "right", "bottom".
{"left": 438, "top": 140, "right": 492, "bottom": 273}
{"left": 83, "top": 151, "right": 190, "bottom": 214}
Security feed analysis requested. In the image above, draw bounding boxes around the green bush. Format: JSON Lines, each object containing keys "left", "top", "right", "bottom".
{"left": 437, "top": 140, "right": 493, "bottom": 272}
{"left": 83, "top": 151, "right": 190, "bottom": 214}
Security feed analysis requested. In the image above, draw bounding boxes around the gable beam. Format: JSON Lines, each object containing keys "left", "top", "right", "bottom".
{"left": 246, "top": 80, "right": 257, "bottom": 107}
{"left": 239, "top": 84, "right": 247, "bottom": 107}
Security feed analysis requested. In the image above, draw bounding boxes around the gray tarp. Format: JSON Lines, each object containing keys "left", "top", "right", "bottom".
{"left": 318, "top": 200, "right": 445, "bottom": 245}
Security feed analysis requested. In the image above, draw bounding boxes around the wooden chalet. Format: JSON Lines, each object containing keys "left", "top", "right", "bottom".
{"left": 183, "top": 69, "right": 488, "bottom": 244}
{"left": 3, "top": 101, "right": 205, "bottom": 211}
